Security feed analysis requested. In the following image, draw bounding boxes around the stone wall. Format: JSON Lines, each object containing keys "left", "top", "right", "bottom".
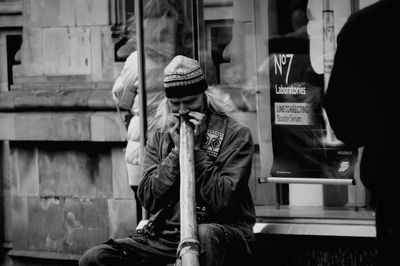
{"left": 13, "top": 0, "right": 121, "bottom": 89}
{"left": 0, "top": 1, "right": 136, "bottom": 265}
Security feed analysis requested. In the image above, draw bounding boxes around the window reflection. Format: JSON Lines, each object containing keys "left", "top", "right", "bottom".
{"left": 202, "top": 0, "right": 372, "bottom": 212}
{"left": 124, "top": 0, "right": 374, "bottom": 213}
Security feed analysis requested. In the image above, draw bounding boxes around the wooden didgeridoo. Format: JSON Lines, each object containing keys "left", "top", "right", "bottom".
{"left": 178, "top": 117, "right": 200, "bottom": 266}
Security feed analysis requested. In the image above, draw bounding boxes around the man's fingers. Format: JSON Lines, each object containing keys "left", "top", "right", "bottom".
{"left": 189, "top": 119, "right": 199, "bottom": 126}
{"left": 189, "top": 111, "right": 204, "bottom": 120}
{"left": 168, "top": 115, "right": 180, "bottom": 128}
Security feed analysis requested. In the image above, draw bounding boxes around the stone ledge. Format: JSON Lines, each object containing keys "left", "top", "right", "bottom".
{"left": 8, "top": 249, "right": 80, "bottom": 262}
{"left": 0, "top": 111, "right": 127, "bottom": 141}
{"left": 0, "top": 2, "right": 22, "bottom": 15}
{"left": 0, "top": 1, "right": 22, "bottom": 28}
{"left": 0, "top": 88, "right": 116, "bottom": 111}
{"left": 253, "top": 222, "right": 376, "bottom": 238}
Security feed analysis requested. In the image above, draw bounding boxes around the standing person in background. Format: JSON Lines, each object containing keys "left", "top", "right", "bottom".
{"left": 323, "top": 0, "right": 399, "bottom": 265}
{"left": 112, "top": 0, "right": 190, "bottom": 195}
{"left": 112, "top": 0, "right": 217, "bottom": 196}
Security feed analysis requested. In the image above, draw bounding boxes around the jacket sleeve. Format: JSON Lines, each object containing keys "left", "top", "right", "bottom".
{"left": 323, "top": 21, "right": 377, "bottom": 147}
{"left": 194, "top": 126, "right": 254, "bottom": 214}
{"left": 137, "top": 131, "right": 180, "bottom": 213}
{"left": 111, "top": 51, "right": 138, "bottom": 109}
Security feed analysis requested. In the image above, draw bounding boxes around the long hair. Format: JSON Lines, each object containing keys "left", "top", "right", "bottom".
{"left": 154, "top": 86, "right": 235, "bottom": 131}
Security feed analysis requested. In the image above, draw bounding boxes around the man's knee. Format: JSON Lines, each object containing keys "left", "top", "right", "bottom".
{"left": 197, "top": 224, "right": 254, "bottom": 265}
{"left": 79, "top": 244, "right": 111, "bottom": 266}
{"left": 197, "top": 223, "right": 225, "bottom": 246}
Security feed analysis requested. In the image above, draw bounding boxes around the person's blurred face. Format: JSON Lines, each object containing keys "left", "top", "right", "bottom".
{"left": 168, "top": 93, "right": 205, "bottom": 115}
{"left": 144, "top": 17, "right": 177, "bottom": 59}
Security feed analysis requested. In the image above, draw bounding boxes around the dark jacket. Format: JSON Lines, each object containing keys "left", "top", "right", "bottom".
{"left": 137, "top": 111, "right": 256, "bottom": 250}
{"left": 323, "top": 0, "right": 399, "bottom": 194}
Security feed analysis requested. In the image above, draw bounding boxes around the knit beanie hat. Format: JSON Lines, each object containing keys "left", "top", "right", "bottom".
{"left": 164, "top": 55, "right": 208, "bottom": 98}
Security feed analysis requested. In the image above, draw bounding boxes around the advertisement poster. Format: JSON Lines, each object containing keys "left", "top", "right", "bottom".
{"left": 269, "top": 47, "right": 357, "bottom": 180}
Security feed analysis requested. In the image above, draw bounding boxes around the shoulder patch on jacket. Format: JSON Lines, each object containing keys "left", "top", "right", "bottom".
{"left": 202, "top": 129, "right": 224, "bottom": 158}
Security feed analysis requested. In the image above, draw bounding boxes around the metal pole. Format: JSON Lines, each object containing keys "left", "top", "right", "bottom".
{"left": 259, "top": 177, "right": 355, "bottom": 185}
{"left": 322, "top": 0, "right": 341, "bottom": 145}
{"left": 134, "top": 0, "right": 148, "bottom": 219}
{"left": 322, "top": 0, "right": 335, "bottom": 91}
{"left": 191, "top": 0, "right": 199, "bottom": 60}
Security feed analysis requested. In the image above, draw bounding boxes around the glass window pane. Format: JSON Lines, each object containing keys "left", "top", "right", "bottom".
{"left": 134, "top": 0, "right": 376, "bottom": 220}
{"left": 202, "top": 0, "right": 276, "bottom": 206}
{"left": 198, "top": 0, "right": 374, "bottom": 218}
{"left": 137, "top": 0, "right": 194, "bottom": 131}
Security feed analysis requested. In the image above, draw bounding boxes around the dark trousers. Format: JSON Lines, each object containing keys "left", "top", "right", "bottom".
{"left": 79, "top": 223, "right": 254, "bottom": 266}
{"left": 375, "top": 194, "right": 399, "bottom": 266}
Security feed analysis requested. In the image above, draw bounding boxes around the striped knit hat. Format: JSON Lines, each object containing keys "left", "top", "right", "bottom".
{"left": 164, "top": 55, "right": 208, "bottom": 98}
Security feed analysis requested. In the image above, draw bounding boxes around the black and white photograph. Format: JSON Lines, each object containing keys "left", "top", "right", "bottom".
{"left": 0, "top": 0, "right": 398, "bottom": 265}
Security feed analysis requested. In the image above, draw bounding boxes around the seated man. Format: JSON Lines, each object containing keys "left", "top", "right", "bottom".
{"left": 79, "top": 55, "right": 256, "bottom": 266}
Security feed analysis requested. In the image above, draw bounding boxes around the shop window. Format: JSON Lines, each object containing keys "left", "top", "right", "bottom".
{"left": 132, "top": 0, "right": 377, "bottom": 226}
{"left": 111, "top": 0, "right": 136, "bottom": 61}
{"left": 0, "top": 32, "right": 21, "bottom": 92}
{"left": 199, "top": 0, "right": 375, "bottom": 223}
{"left": 127, "top": 0, "right": 195, "bottom": 128}
{"left": 206, "top": 22, "right": 232, "bottom": 84}
{"left": 6, "top": 35, "right": 22, "bottom": 87}
{"left": 113, "top": 0, "right": 194, "bottom": 62}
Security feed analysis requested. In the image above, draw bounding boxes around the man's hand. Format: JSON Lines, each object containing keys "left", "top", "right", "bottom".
{"left": 189, "top": 111, "right": 207, "bottom": 148}
{"left": 168, "top": 114, "right": 180, "bottom": 151}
